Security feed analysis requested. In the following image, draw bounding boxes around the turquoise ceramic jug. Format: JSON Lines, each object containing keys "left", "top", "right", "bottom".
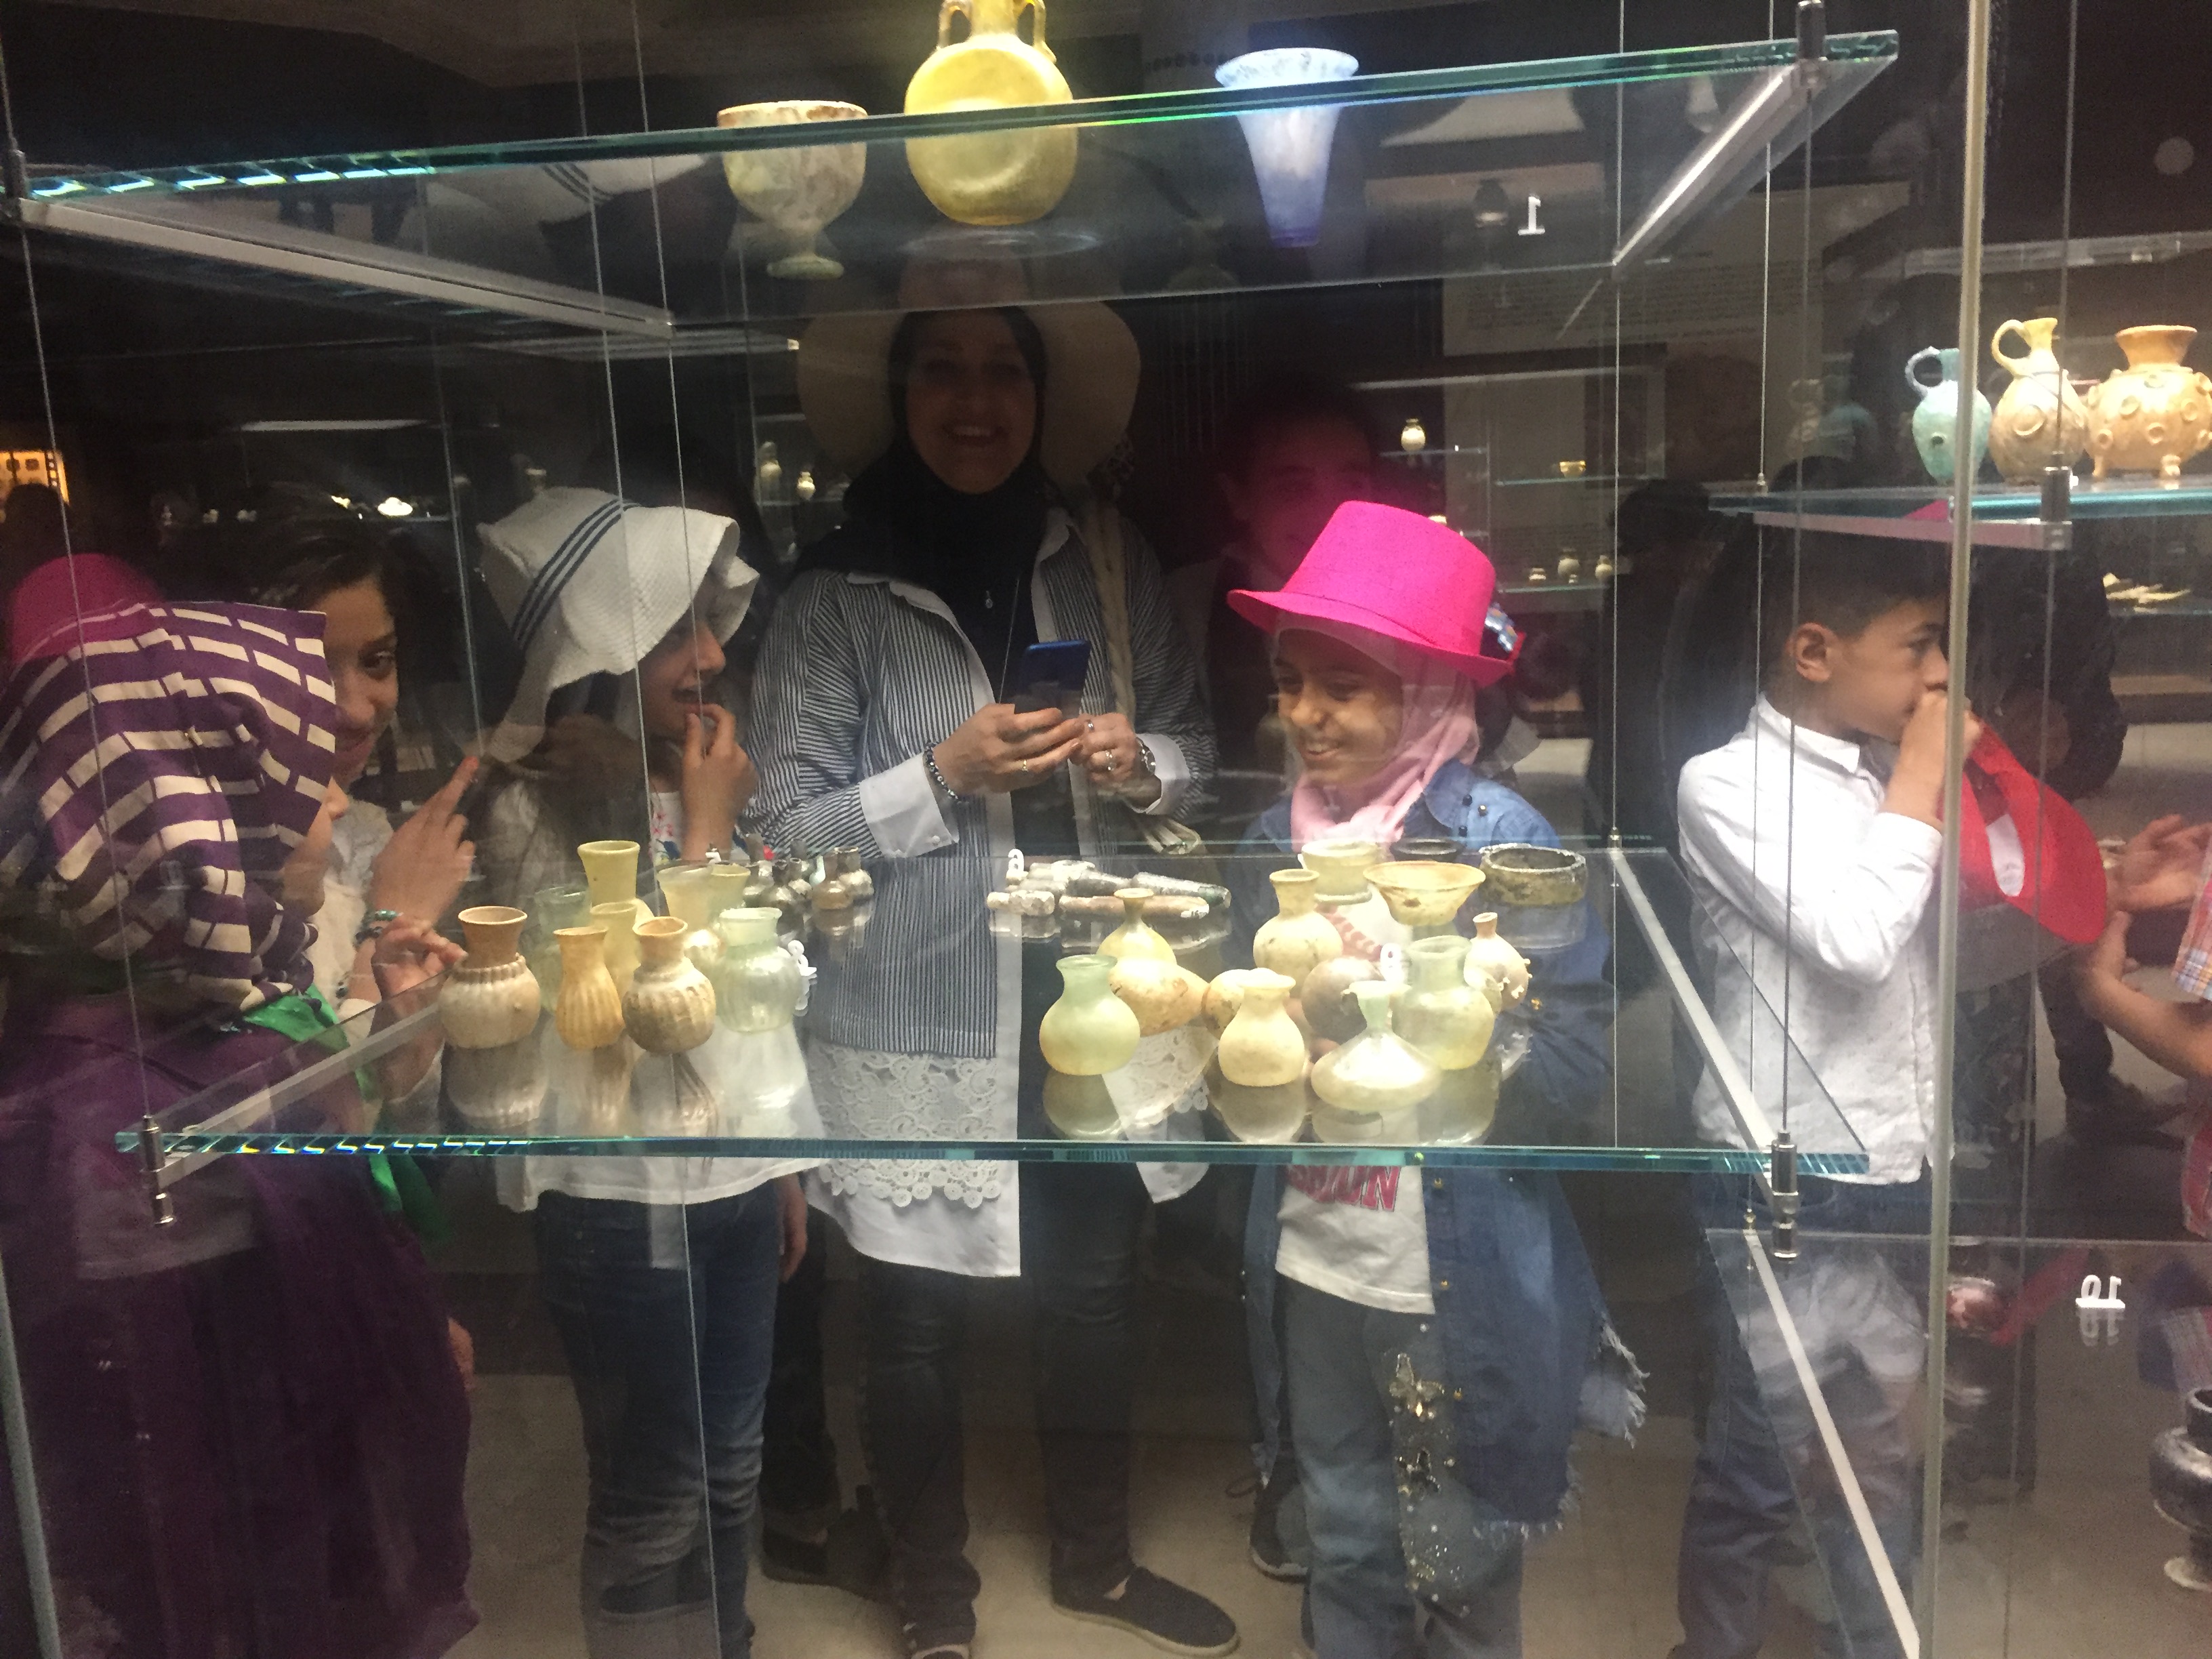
{"left": 1906, "top": 346, "right": 1992, "bottom": 484}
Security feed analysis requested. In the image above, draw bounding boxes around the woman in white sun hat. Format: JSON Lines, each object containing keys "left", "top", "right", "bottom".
{"left": 472, "top": 485, "right": 811, "bottom": 1659}
{"left": 748, "top": 266, "right": 1226, "bottom": 1659}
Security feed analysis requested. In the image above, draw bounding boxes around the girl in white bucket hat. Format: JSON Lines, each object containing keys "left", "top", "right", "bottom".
{"left": 470, "top": 483, "right": 813, "bottom": 1659}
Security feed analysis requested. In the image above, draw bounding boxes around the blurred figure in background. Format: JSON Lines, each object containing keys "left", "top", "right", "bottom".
{"left": 1171, "top": 375, "right": 1381, "bottom": 785}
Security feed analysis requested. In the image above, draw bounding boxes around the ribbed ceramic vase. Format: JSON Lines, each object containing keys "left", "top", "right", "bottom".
{"left": 1039, "top": 954, "right": 1141, "bottom": 1076}
{"left": 554, "top": 925, "right": 626, "bottom": 1050}
{"left": 623, "top": 916, "right": 718, "bottom": 1055}
{"left": 442, "top": 905, "right": 542, "bottom": 1049}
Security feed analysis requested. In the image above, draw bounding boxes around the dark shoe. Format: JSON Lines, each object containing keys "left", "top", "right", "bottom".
{"left": 1248, "top": 1469, "right": 1309, "bottom": 1582}
{"left": 1054, "top": 1568, "right": 1240, "bottom": 1656}
{"left": 2066, "top": 1080, "right": 2184, "bottom": 1149}
{"left": 759, "top": 1488, "right": 889, "bottom": 1599}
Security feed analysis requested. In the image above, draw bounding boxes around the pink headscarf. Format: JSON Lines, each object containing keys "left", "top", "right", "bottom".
{"left": 1283, "top": 615, "right": 1481, "bottom": 852}
{"left": 5, "top": 554, "right": 162, "bottom": 668}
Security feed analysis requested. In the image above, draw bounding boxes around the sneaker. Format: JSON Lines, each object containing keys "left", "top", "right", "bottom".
{"left": 1248, "top": 1471, "right": 1309, "bottom": 1582}
{"left": 759, "top": 1489, "right": 890, "bottom": 1599}
{"left": 1054, "top": 1568, "right": 1240, "bottom": 1656}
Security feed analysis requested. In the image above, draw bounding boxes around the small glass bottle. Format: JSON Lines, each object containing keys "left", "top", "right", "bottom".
{"left": 1311, "top": 981, "right": 1439, "bottom": 1143}
{"left": 1398, "top": 935, "right": 1499, "bottom": 1145}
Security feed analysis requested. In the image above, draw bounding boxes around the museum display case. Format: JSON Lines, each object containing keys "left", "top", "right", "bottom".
{"left": 1, "top": 1, "right": 2208, "bottom": 1655}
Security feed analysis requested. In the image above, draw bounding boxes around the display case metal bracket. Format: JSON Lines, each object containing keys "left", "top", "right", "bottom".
{"left": 1744, "top": 509, "right": 2066, "bottom": 549}
{"left": 9, "top": 196, "right": 675, "bottom": 339}
{"left": 135, "top": 1002, "right": 445, "bottom": 1209}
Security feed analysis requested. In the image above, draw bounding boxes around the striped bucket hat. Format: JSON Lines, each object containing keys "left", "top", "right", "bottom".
{"left": 478, "top": 487, "right": 758, "bottom": 762}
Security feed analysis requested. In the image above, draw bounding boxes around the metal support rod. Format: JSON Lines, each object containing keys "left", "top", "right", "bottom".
{"left": 0, "top": 1248, "right": 64, "bottom": 1659}
{"left": 1607, "top": 848, "right": 1779, "bottom": 1170}
{"left": 1923, "top": 0, "right": 1996, "bottom": 1645}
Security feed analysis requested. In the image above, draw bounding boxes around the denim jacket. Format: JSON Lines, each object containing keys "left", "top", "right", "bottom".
{"left": 1238, "top": 760, "right": 1641, "bottom": 1528}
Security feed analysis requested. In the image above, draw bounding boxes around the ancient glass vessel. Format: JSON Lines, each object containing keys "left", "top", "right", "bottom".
{"left": 1253, "top": 868, "right": 1343, "bottom": 987}
{"left": 904, "top": 0, "right": 1078, "bottom": 226}
{"left": 554, "top": 925, "right": 625, "bottom": 1050}
{"left": 1217, "top": 970, "right": 1307, "bottom": 1088}
{"left": 623, "top": 916, "right": 718, "bottom": 1056}
{"left": 442, "top": 905, "right": 542, "bottom": 1049}
{"left": 1039, "top": 954, "right": 1142, "bottom": 1076}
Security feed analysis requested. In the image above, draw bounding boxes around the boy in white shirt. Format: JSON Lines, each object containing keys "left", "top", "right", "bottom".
{"left": 1673, "top": 535, "right": 1973, "bottom": 1659}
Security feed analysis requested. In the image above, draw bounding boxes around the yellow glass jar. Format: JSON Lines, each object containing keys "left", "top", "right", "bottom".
{"left": 905, "top": 0, "right": 1078, "bottom": 226}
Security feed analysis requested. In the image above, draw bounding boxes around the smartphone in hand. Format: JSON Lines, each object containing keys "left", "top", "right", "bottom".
{"left": 1010, "top": 638, "right": 1092, "bottom": 717}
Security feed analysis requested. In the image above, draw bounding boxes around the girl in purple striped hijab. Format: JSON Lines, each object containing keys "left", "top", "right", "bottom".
{"left": 0, "top": 600, "right": 476, "bottom": 1659}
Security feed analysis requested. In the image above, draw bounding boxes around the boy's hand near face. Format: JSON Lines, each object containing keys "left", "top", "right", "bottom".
{"left": 1884, "top": 689, "right": 1983, "bottom": 830}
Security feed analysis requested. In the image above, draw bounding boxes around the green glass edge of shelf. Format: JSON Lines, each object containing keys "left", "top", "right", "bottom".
{"left": 1711, "top": 477, "right": 2212, "bottom": 522}
{"left": 121, "top": 1130, "right": 1868, "bottom": 1176}
{"left": 25, "top": 32, "right": 1897, "bottom": 200}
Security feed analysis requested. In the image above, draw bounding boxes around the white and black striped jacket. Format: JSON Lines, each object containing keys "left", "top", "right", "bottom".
{"left": 749, "top": 508, "right": 1214, "bottom": 1058}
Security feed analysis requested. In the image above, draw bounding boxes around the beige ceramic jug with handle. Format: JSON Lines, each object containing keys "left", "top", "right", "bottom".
{"left": 1988, "top": 318, "right": 2089, "bottom": 483}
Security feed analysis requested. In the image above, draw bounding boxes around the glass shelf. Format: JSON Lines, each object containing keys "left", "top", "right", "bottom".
{"left": 15, "top": 32, "right": 1896, "bottom": 335}
{"left": 120, "top": 848, "right": 1867, "bottom": 1178}
{"left": 1711, "top": 476, "right": 2212, "bottom": 523}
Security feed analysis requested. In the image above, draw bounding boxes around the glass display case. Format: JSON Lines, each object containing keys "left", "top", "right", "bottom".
{"left": 0, "top": 3, "right": 2206, "bottom": 1657}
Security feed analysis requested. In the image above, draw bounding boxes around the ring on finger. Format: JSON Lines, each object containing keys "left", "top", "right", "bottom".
{"left": 1103, "top": 755, "right": 1118, "bottom": 773}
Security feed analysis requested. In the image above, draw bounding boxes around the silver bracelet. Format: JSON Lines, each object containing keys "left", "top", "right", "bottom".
{"left": 924, "top": 746, "right": 968, "bottom": 804}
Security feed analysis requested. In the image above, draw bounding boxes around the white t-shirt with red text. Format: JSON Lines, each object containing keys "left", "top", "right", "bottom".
{"left": 1276, "top": 1163, "right": 1435, "bottom": 1314}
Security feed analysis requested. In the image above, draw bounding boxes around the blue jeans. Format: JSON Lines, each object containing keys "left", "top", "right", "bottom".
{"left": 537, "top": 1185, "right": 783, "bottom": 1659}
{"left": 1678, "top": 1178, "right": 1925, "bottom": 1659}
{"left": 1283, "top": 1277, "right": 1523, "bottom": 1659}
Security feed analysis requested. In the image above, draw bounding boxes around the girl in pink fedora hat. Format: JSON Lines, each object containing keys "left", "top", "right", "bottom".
{"left": 1228, "top": 501, "right": 1641, "bottom": 1659}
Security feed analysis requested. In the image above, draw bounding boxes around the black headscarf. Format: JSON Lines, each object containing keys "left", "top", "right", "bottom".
{"left": 800, "top": 307, "right": 1052, "bottom": 695}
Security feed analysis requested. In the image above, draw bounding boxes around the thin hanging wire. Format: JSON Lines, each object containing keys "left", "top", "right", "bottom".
{"left": 569, "top": 21, "right": 655, "bottom": 832}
